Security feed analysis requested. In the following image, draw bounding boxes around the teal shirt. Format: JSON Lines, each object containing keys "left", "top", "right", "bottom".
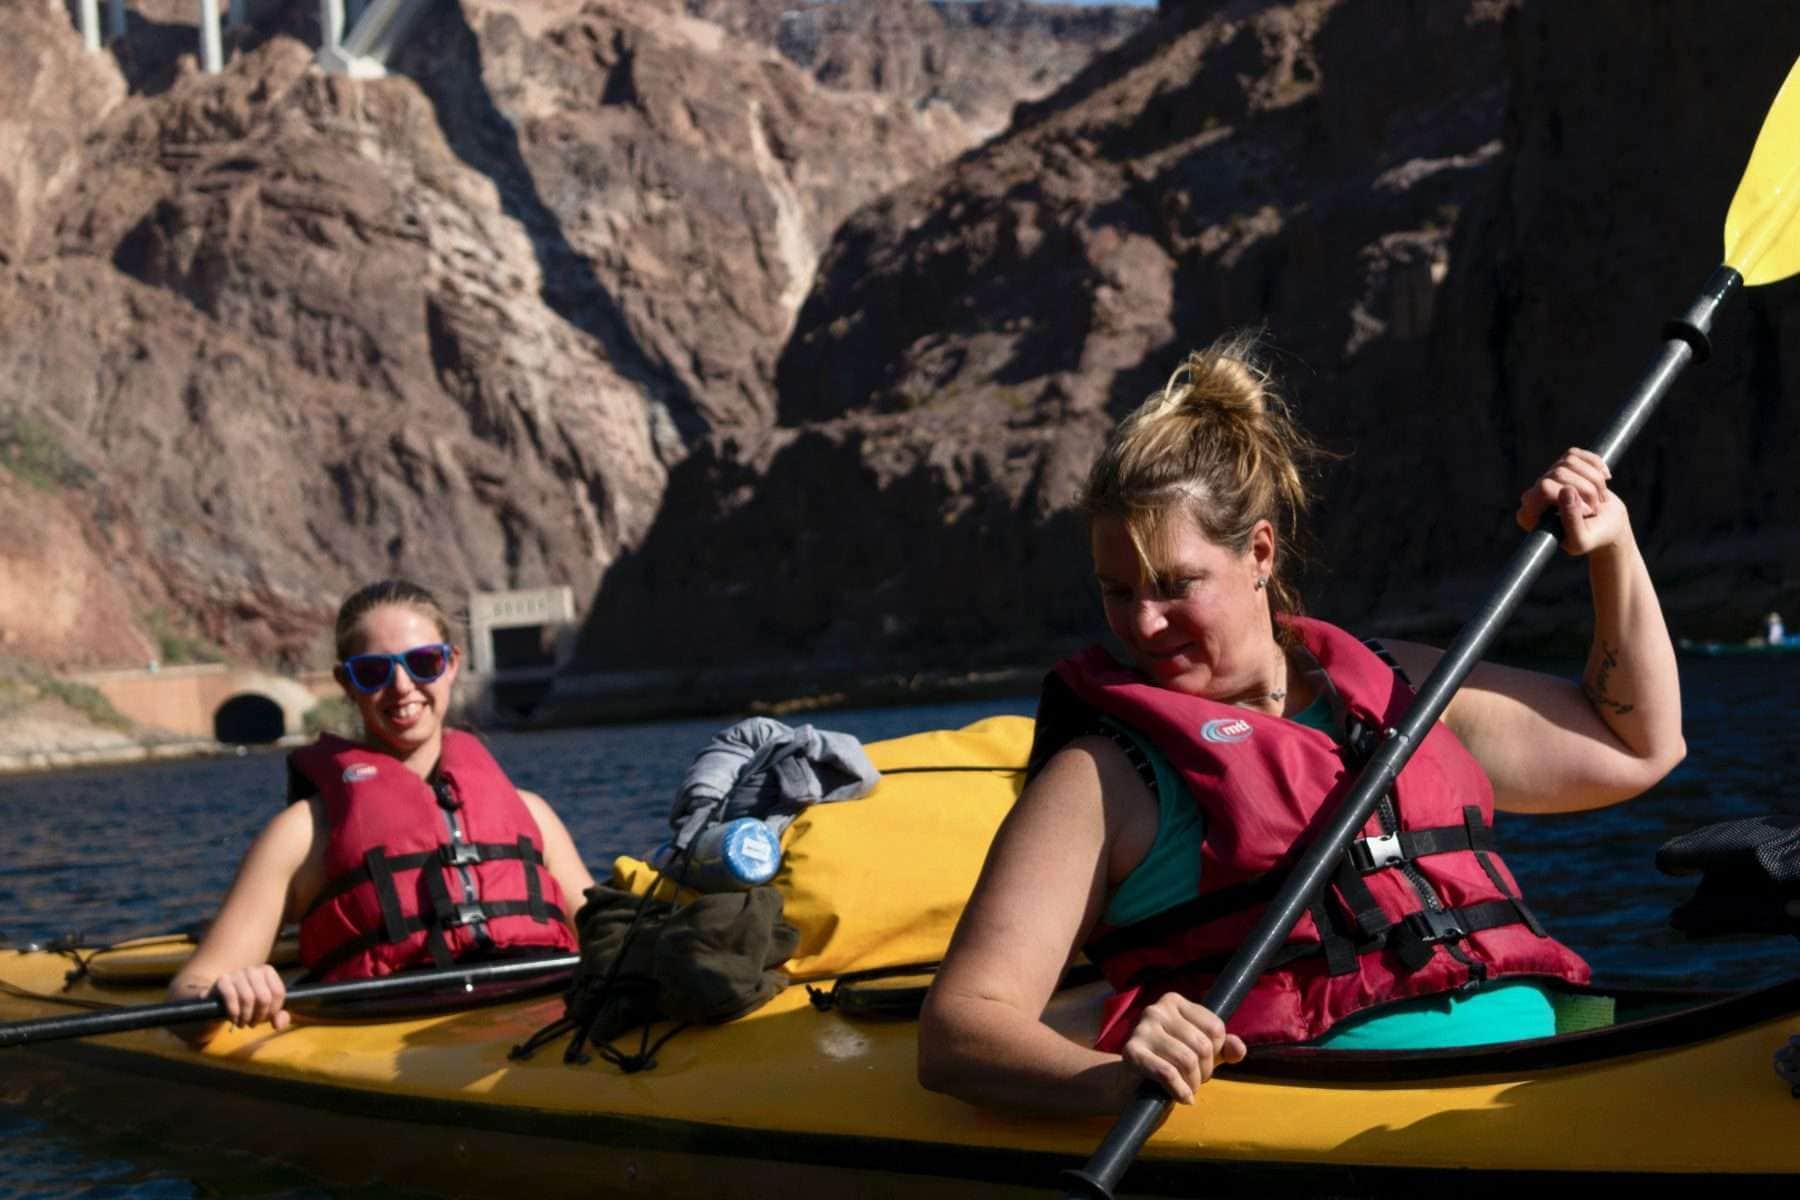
{"left": 1097, "top": 693, "right": 1555, "bottom": 1049}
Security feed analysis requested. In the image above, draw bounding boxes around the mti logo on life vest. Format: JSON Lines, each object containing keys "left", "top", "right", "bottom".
{"left": 342, "top": 764, "right": 378, "bottom": 783}
{"left": 1201, "top": 718, "right": 1253, "bottom": 744}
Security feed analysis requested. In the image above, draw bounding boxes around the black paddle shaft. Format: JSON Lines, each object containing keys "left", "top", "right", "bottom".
{"left": 1060, "top": 265, "right": 1742, "bottom": 1200}
{"left": 0, "top": 952, "right": 580, "bottom": 1047}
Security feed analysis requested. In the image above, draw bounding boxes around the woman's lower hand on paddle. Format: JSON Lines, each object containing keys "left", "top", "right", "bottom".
{"left": 208, "top": 964, "right": 290, "bottom": 1031}
{"left": 1119, "top": 992, "right": 1246, "bottom": 1103}
{"left": 1517, "top": 447, "right": 1629, "bottom": 556}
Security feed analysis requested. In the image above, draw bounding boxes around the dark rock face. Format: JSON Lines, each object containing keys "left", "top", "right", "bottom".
{"left": 572, "top": 405, "right": 1105, "bottom": 678}
{"left": 776, "top": 0, "right": 1515, "bottom": 434}
{"left": 574, "top": 0, "right": 1516, "bottom": 678}
{"left": 566, "top": 0, "right": 1800, "bottom": 696}
{"left": 1437, "top": 3, "right": 1800, "bottom": 642}
{"left": 0, "top": 0, "right": 1132, "bottom": 670}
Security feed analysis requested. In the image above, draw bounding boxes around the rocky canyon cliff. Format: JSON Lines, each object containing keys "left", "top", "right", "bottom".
{"left": 1, "top": 0, "right": 1795, "bottom": 721}
{"left": 0, "top": 0, "right": 1144, "bottom": 676}
{"left": 568, "top": 0, "right": 1800, "bottom": 715}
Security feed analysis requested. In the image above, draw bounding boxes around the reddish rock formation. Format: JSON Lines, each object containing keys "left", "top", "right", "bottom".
{"left": 0, "top": 0, "right": 125, "bottom": 268}
{"left": 0, "top": 470, "right": 158, "bottom": 670}
{"left": 6, "top": 28, "right": 669, "bottom": 666}
{"left": 0, "top": 0, "right": 1131, "bottom": 674}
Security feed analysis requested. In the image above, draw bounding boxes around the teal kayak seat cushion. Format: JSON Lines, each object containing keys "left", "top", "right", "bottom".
{"left": 1310, "top": 978, "right": 1557, "bottom": 1049}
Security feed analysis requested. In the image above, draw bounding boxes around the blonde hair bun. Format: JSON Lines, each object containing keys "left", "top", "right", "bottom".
{"left": 1082, "top": 332, "right": 1328, "bottom": 625}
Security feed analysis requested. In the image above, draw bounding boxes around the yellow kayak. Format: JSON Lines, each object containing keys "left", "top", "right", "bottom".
{"left": 5, "top": 717, "right": 1799, "bottom": 1195}
{"left": 7, "top": 940, "right": 1800, "bottom": 1196}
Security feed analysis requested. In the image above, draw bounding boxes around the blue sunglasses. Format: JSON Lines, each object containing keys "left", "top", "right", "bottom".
{"left": 341, "top": 643, "right": 455, "bottom": 694}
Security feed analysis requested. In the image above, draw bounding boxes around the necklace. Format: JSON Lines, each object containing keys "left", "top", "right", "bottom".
{"left": 1235, "top": 648, "right": 1290, "bottom": 709}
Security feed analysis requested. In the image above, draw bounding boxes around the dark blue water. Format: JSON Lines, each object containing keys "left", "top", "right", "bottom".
{"left": 3, "top": 670, "right": 1798, "bottom": 1196}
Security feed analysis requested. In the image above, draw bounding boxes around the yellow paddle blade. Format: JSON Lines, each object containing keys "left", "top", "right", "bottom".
{"left": 1725, "top": 55, "right": 1800, "bottom": 286}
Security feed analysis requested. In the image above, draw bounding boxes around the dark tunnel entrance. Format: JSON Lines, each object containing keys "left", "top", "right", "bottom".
{"left": 214, "top": 693, "right": 285, "bottom": 745}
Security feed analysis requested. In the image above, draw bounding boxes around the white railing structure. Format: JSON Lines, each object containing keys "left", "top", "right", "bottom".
{"left": 70, "top": 0, "right": 424, "bottom": 78}
{"left": 73, "top": 0, "right": 247, "bottom": 71}
{"left": 315, "top": 0, "right": 431, "bottom": 79}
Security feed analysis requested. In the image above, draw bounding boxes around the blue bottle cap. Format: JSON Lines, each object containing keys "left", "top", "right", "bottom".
{"left": 720, "top": 819, "right": 781, "bottom": 886}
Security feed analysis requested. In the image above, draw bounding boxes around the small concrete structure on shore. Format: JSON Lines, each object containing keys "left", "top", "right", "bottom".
{"left": 68, "top": 663, "right": 337, "bottom": 744}
{"left": 468, "top": 585, "right": 579, "bottom": 721}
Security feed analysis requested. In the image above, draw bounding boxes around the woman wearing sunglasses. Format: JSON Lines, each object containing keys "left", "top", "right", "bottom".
{"left": 168, "top": 579, "right": 593, "bottom": 1041}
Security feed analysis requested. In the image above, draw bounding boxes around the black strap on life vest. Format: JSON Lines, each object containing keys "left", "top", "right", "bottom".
{"left": 361, "top": 848, "right": 410, "bottom": 945}
{"left": 1346, "top": 822, "right": 1493, "bottom": 873}
{"left": 420, "top": 863, "right": 465, "bottom": 969}
{"left": 1330, "top": 858, "right": 1391, "bottom": 941}
{"left": 1123, "top": 896, "right": 1528, "bottom": 992}
{"left": 1310, "top": 896, "right": 1359, "bottom": 977}
{"left": 304, "top": 839, "right": 561, "bottom": 977}
{"left": 1331, "top": 818, "right": 1495, "bottom": 923}
{"left": 1361, "top": 637, "right": 1415, "bottom": 688}
{"left": 304, "top": 840, "right": 552, "bottom": 917}
{"left": 1092, "top": 816, "right": 1536, "bottom": 982}
{"left": 1462, "top": 805, "right": 1549, "bottom": 937}
{"left": 520, "top": 835, "right": 547, "bottom": 923}
{"left": 1086, "top": 812, "right": 1507, "bottom": 968}
{"left": 305, "top": 898, "right": 568, "bottom": 980}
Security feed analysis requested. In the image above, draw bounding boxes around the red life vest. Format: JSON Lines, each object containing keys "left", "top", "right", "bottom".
{"left": 290, "top": 730, "right": 578, "bottom": 982}
{"left": 1035, "top": 617, "right": 1589, "bottom": 1048}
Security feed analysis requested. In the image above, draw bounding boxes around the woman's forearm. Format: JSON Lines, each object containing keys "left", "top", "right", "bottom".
{"left": 1583, "top": 526, "right": 1684, "bottom": 776}
{"left": 918, "top": 989, "right": 1139, "bottom": 1116}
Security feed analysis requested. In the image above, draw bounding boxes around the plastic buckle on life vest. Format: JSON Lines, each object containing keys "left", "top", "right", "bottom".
{"left": 433, "top": 778, "right": 462, "bottom": 811}
{"left": 451, "top": 902, "right": 486, "bottom": 927}
{"left": 1405, "top": 908, "right": 1466, "bottom": 944}
{"left": 443, "top": 840, "right": 481, "bottom": 867}
{"left": 1351, "top": 833, "right": 1404, "bottom": 873}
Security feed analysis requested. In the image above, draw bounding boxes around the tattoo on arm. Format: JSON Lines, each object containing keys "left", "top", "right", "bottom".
{"left": 1584, "top": 642, "right": 1636, "bottom": 715}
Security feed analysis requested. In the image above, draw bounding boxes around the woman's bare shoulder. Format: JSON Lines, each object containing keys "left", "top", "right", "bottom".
{"left": 274, "top": 795, "right": 329, "bottom": 916}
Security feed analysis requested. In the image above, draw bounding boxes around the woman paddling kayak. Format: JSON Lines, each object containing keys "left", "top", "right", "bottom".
{"left": 167, "top": 579, "right": 594, "bottom": 1043}
{"left": 917, "top": 334, "right": 1686, "bottom": 1114}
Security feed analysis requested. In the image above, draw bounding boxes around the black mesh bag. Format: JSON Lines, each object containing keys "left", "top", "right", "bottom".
{"left": 1656, "top": 814, "right": 1800, "bottom": 938}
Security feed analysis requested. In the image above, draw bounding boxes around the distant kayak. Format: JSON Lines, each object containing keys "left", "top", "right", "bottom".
{"left": 1677, "top": 637, "right": 1800, "bottom": 657}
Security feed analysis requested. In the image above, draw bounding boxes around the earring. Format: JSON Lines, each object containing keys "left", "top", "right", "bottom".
{"left": 1254, "top": 577, "right": 1267, "bottom": 591}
